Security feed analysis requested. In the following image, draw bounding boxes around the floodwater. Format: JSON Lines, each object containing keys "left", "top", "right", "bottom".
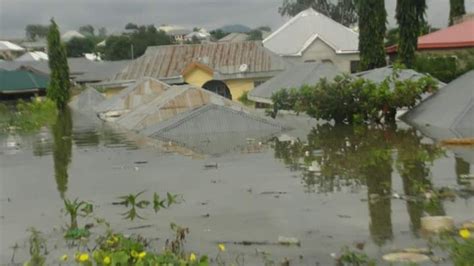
{"left": 0, "top": 110, "right": 473, "bottom": 265}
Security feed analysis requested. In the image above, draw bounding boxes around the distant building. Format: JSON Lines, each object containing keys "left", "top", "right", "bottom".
{"left": 20, "top": 39, "right": 47, "bottom": 52}
{"left": 263, "top": 8, "right": 360, "bottom": 73}
{"left": 387, "top": 19, "right": 474, "bottom": 55}
{"left": 157, "top": 25, "right": 192, "bottom": 43}
{"left": 184, "top": 30, "right": 211, "bottom": 42}
{"left": 0, "top": 69, "right": 49, "bottom": 99}
{"left": 108, "top": 41, "right": 287, "bottom": 101}
{"left": 61, "top": 30, "right": 85, "bottom": 42}
{"left": 218, "top": 33, "right": 249, "bottom": 43}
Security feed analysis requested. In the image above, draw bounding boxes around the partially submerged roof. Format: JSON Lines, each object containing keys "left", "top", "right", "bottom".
{"left": 61, "top": 30, "right": 85, "bottom": 42}
{"left": 387, "top": 19, "right": 474, "bottom": 53}
{"left": 15, "top": 51, "right": 48, "bottom": 61}
{"left": 0, "top": 70, "right": 48, "bottom": 94}
{"left": 69, "top": 87, "right": 106, "bottom": 112}
{"left": 143, "top": 104, "right": 284, "bottom": 155}
{"left": 111, "top": 41, "right": 287, "bottom": 82}
{"left": 0, "top": 41, "right": 24, "bottom": 52}
{"left": 263, "top": 8, "right": 359, "bottom": 56}
{"left": 95, "top": 77, "right": 171, "bottom": 115}
{"left": 218, "top": 33, "right": 249, "bottom": 42}
{"left": 0, "top": 58, "right": 130, "bottom": 83}
{"left": 248, "top": 62, "right": 341, "bottom": 104}
{"left": 353, "top": 66, "right": 445, "bottom": 86}
{"left": 402, "top": 70, "right": 474, "bottom": 140}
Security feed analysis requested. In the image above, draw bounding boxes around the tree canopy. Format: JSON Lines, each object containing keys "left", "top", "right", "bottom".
{"left": 78, "top": 25, "right": 95, "bottom": 36}
{"left": 47, "top": 19, "right": 71, "bottom": 109}
{"left": 449, "top": 0, "right": 466, "bottom": 25}
{"left": 66, "top": 37, "right": 96, "bottom": 57}
{"left": 358, "top": 0, "right": 387, "bottom": 71}
{"left": 279, "top": 0, "right": 358, "bottom": 27}
{"left": 396, "top": 0, "right": 427, "bottom": 68}
{"left": 25, "top": 24, "right": 49, "bottom": 41}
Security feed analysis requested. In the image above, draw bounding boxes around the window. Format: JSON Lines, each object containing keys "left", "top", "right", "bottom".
{"left": 350, "top": 60, "right": 360, "bottom": 73}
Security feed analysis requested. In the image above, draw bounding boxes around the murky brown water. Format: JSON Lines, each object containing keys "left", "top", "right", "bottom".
{"left": 0, "top": 110, "right": 473, "bottom": 265}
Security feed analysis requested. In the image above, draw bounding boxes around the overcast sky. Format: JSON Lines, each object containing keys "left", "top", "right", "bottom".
{"left": 1, "top": 0, "right": 473, "bottom": 39}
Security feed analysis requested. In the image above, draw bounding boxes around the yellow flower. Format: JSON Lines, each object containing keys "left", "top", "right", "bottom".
{"left": 60, "top": 254, "right": 68, "bottom": 261}
{"left": 131, "top": 250, "right": 139, "bottom": 258}
{"left": 189, "top": 253, "right": 197, "bottom": 262}
{"left": 138, "top": 251, "right": 146, "bottom": 259}
{"left": 76, "top": 252, "right": 89, "bottom": 262}
{"left": 218, "top": 243, "right": 226, "bottom": 252}
{"left": 103, "top": 256, "right": 111, "bottom": 265}
{"left": 459, "top": 228, "right": 471, "bottom": 239}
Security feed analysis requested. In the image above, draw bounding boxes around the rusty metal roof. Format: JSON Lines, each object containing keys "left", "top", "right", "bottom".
{"left": 112, "top": 41, "right": 287, "bottom": 82}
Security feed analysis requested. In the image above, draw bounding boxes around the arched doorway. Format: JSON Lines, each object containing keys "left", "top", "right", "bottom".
{"left": 202, "top": 80, "right": 232, "bottom": 100}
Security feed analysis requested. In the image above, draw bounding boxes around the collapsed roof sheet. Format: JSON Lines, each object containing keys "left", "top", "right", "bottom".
{"left": 69, "top": 87, "right": 106, "bottom": 112}
{"left": 402, "top": 70, "right": 474, "bottom": 140}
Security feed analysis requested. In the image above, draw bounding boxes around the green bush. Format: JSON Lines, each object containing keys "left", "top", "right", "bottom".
{"left": 270, "top": 71, "right": 437, "bottom": 124}
{"left": 1, "top": 98, "right": 58, "bottom": 132}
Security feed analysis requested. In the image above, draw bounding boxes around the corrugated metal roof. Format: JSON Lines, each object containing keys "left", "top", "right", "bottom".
{"left": 69, "top": 87, "right": 106, "bottom": 112}
{"left": 0, "top": 58, "right": 130, "bottom": 83}
{"left": 0, "top": 70, "right": 48, "bottom": 93}
{"left": 248, "top": 62, "right": 341, "bottom": 104}
{"left": 353, "top": 66, "right": 445, "bottom": 87}
{"left": 218, "top": 33, "right": 249, "bottom": 42}
{"left": 263, "top": 8, "right": 359, "bottom": 56}
{"left": 0, "top": 41, "right": 24, "bottom": 52}
{"left": 143, "top": 104, "right": 284, "bottom": 155}
{"left": 112, "top": 41, "right": 287, "bottom": 81}
{"left": 95, "top": 77, "right": 170, "bottom": 114}
{"left": 387, "top": 19, "right": 474, "bottom": 53}
{"left": 402, "top": 70, "right": 474, "bottom": 140}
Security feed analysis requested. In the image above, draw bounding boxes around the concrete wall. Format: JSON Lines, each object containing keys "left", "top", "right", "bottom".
{"left": 284, "top": 38, "right": 360, "bottom": 73}
{"left": 182, "top": 64, "right": 266, "bottom": 101}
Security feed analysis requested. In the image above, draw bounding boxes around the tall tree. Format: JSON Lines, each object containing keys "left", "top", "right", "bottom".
{"left": 358, "top": 0, "right": 387, "bottom": 71}
{"left": 25, "top": 24, "right": 49, "bottom": 41}
{"left": 79, "top": 25, "right": 95, "bottom": 36}
{"left": 66, "top": 37, "right": 95, "bottom": 57}
{"left": 449, "top": 0, "right": 466, "bottom": 25}
{"left": 47, "top": 19, "right": 71, "bottom": 109}
{"left": 396, "top": 0, "right": 426, "bottom": 67}
{"left": 279, "top": 0, "right": 358, "bottom": 27}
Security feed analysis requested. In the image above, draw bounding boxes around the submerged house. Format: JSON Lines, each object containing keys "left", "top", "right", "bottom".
{"left": 263, "top": 8, "right": 360, "bottom": 73}
{"left": 248, "top": 61, "right": 341, "bottom": 105}
{"left": 402, "top": 70, "right": 474, "bottom": 140}
{"left": 90, "top": 77, "right": 284, "bottom": 155}
{"left": 0, "top": 69, "right": 48, "bottom": 99}
{"left": 108, "top": 41, "right": 287, "bottom": 101}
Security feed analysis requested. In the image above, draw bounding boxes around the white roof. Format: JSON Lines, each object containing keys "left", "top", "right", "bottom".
{"left": 263, "top": 8, "right": 359, "bottom": 56}
{"left": 61, "top": 30, "right": 85, "bottom": 42}
{"left": 15, "top": 51, "right": 49, "bottom": 61}
{"left": 0, "top": 41, "right": 25, "bottom": 52}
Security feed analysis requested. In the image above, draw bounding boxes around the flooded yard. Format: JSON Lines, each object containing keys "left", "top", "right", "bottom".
{"left": 1, "top": 111, "right": 473, "bottom": 265}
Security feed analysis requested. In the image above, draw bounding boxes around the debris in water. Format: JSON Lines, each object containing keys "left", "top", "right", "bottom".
{"left": 278, "top": 236, "right": 300, "bottom": 246}
{"left": 128, "top": 224, "right": 153, "bottom": 230}
{"left": 337, "top": 214, "right": 351, "bottom": 219}
{"left": 204, "top": 163, "right": 218, "bottom": 169}
{"left": 382, "top": 252, "right": 430, "bottom": 263}
{"left": 421, "top": 216, "right": 454, "bottom": 233}
{"left": 202, "top": 213, "right": 210, "bottom": 218}
{"left": 260, "top": 191, "right": 287, "bottom": 195}
{"left": 134, "top": 161, "right": 148, "bottom": 164}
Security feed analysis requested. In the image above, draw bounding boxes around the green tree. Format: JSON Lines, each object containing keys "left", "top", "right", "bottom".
{"left": 25, "top": 24, "right": 49, "bottom": 41}
{"left": 47, "top": 19, "right": 71, "bottom": 109}
{"left": 449, "top": 0, "right": 466, "bottom": 25}
{"left": 247, "top": 29, "right": 263, "bottom": 41}
{"left": 358, "top": 0, "right": 387, "bottom": 71}
{"left": 396, "top": 0, "right": 426, "bottom": 67}
{"left": 209, "top": 29, "right": 230, "bottom": 41}
{"left": 65, "top": 37, "right": 95, "bottom": 57}
{"left": 279, "top": 0, "right": 358, "bottom": 27}
{"left": 104, "top": 35, "right": 132, "bottom": 60}
{"left": 98, "top": 27, "right": 107, "bottom": 38}
{"left": 78, "top": 25, "right": 95, "bottom": 36}
{"left": 52, "top": 108, "right": 72, "bottom": 199}
{"left": 125, "top": 23, "right": 139, "bottom": 30}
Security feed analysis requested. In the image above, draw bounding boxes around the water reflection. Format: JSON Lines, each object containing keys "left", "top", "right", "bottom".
{"left": 273, "top": 124, "right": 450, "bottom": 244}
{"left": 52, "top": 108, "right": 72, "bottom": 199}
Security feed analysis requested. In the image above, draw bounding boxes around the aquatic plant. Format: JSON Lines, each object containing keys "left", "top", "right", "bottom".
{"left": 24, "top": 228, "right": 47, "bottom": 266}
{"left": 1, "top": 98, "right": 57, "bottom": 132}
{"left": 117, "top": 191, "right": 181, "bottom": 220}
{"left": 336, "top": 246, "right": 376, "bottom": 266}
{"left": 63, "top": 198, "right": 93, "bottom": 231}
{"left": 435, "top": 228, "right": 474, "bottom": 265}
